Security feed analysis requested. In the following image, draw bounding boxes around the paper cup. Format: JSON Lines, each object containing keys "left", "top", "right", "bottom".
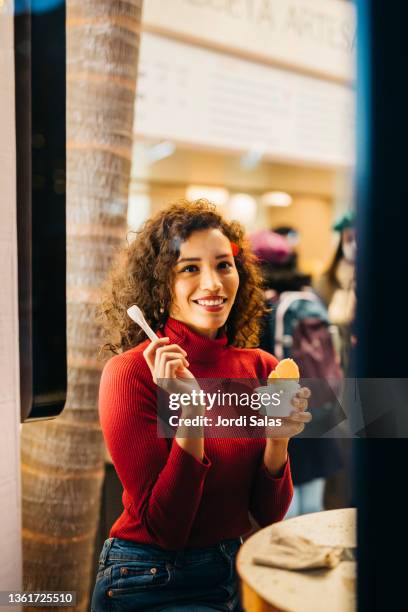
{"left": 253, "top": 381, "right": 301, "bottom": 418}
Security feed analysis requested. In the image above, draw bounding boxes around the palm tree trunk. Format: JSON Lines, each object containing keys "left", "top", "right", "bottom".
{"left": 21, "top": 2, "right": 143, "bottom": 610}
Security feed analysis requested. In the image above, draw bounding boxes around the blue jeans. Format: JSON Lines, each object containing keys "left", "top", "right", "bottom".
{"left": 91, "top": 537, "right": 244, "bottom": 611}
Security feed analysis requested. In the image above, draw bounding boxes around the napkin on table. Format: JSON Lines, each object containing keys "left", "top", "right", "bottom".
{"left": 252, "top": 534, "right": 356, "bottom": 571}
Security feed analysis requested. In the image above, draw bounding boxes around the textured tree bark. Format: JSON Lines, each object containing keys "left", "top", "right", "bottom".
{"left": 21, "top": 2, "right": 143, "bottom": 610}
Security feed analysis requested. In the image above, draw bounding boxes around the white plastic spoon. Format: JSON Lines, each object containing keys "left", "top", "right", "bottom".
{"left": 127, "top": 305, "right": 159, "bottom": 342}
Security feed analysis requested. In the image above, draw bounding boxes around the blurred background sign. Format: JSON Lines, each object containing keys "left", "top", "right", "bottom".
{"left": 142, "top": 0, "right": 356, "bottom": 83}
{"left": 134, "top": 32, "right": 355, "bottom": 168}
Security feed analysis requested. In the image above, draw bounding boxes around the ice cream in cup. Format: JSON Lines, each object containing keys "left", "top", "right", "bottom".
{"left": 254, "top": 358, "right": 301, "bottom": 418}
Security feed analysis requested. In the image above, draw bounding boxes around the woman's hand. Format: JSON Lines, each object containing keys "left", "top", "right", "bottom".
{"left": 266, "top": 387, "right": 312, "bottom": 439}
{"left": 143, "top": 337, "right": 201, "bottom": 399}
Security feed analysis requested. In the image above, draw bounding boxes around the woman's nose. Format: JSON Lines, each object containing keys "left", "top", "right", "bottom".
{"left": 199, "top": 268, "right": 223, "bottom": 292}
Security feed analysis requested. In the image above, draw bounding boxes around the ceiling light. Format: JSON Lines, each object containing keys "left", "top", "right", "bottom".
{"left": 146, "top": 140, "right": 176, "bottom": 163}
{"left": 186, "top": 185, "right": 229, "bottom": 207}
{"left": 261, "top": 191, "right": 293, "bottom": 207}
{"left": 228, "top": 193, "right": 257, "bottom": 224}
{"left": 240, "top": 147, "right": 265, "bottom": 170}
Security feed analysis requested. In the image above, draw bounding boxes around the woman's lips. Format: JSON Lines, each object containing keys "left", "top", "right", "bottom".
{"left": 192, "top": 298, "right": 227, "bottom": 312}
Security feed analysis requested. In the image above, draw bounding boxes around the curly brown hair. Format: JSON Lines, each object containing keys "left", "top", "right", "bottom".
{"left": 96, "top": 199, "right": 267, "bottom": 355}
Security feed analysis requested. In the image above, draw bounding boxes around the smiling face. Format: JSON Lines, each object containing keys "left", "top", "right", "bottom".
{"left": 169, "top": 228, "right": 240, "bottom": 339}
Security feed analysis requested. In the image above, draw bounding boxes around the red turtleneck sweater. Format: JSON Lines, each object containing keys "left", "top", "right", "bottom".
{"left": 99, "top": 318, "right": 293, "bottom": 550}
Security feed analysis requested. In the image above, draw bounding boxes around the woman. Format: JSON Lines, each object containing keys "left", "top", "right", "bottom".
{"left": 92, "top": 200, "right": 311, "bottom": 612}
{"left": 314, "top": 212, "right": 356, "bottom": 373}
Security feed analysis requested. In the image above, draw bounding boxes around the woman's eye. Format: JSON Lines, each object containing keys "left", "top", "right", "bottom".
{"left": 180, "top": 264, "right": 199, "bottom": 273}
{"left": 179, "top": 261, "right": 233, "bottom": 273}
{"left": 218, "top": 261, "right": 233, "bottom": 270}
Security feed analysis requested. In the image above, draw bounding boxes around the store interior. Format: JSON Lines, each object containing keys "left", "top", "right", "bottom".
{"left": 128, "top": 141, "right": 354, "bottom": 278}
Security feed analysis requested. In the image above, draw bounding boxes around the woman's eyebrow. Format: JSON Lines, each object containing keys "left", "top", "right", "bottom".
{"left": 177, "top": 253, "right": 231, "bottom": 263}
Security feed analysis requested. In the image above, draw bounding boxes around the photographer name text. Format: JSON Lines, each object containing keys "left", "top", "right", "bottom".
{"left": 168, "top": 415, "right": 282, "bottom": 427}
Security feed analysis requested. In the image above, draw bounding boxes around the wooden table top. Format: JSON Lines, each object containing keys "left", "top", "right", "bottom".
{"left": 236, "top": 508, "right": 356, "bottom": 612}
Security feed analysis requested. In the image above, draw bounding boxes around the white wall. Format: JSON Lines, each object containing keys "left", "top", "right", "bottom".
{"left": 0, "top": 1, "right": 23, "bottom": 603}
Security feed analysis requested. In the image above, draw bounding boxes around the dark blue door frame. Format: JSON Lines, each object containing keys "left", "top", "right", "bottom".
{"left": 356, "top": 2, "right": 408, "bottom": 610}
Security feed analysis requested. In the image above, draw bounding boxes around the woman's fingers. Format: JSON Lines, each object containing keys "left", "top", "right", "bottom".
{"left": 164, "top": 358, "right": 186, "bottom": 381}
{"left": 155, "top": 343, "right": 187, "bottom": 358}
{"left": 288, "top": 410, "right": 312, "bottom": 423}
{"left": 143, "top": 338, "right": 188, "bottom": 374}
{"left": 157, "top": 351, "right": 189, "bottom": 378}
{"left": 291, "top": 396, "right": 308, "bottom": 410}
{"left": 144, "top": 338, "right": 187, "bottom": 361}
{"left": 155, "top": 358, "right": 184, "bottom": 388}
{"left": 291, "top": 386, "right": 311, "bottom": 411}
{"left": 143, "top": 339, "right": 201, "bottom": 397}
{"left": 277, "top": 387, "right": 312, "bottom": 438}
{"left": 154, "top": 357, "right": 184, "bottom": 384}
{"left": 155, "top": 344, "right": 188, "bottom": 370}
{"left": 298, "top": 386, "right": 311, "bottom": 399}
{"left": 159, "top": 353, "right": 189, "bottom": 377}
{"left": 143, "top": 337, "right": 170, "bottom": 370}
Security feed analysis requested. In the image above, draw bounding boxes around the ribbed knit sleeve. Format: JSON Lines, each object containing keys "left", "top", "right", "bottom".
{"left": 98, "top": 353, "right": 212, "bottom": 550}
{"left": 249, "top": 452, "right": 293, "bottom": 527}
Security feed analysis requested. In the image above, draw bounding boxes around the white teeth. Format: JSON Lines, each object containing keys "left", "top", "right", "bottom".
{"left": 196, "top": 299, "right": 224, "bottom": 306}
